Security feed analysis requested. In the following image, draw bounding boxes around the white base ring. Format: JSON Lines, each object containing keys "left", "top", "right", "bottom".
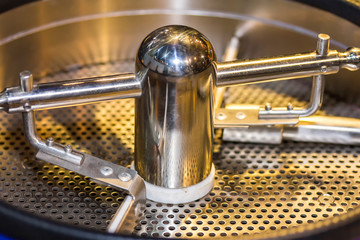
{"left": 131, "top": 163, "right": 215, "bottom": 204}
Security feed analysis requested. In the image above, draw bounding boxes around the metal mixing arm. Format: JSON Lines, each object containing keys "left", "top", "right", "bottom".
{"left": 19, "top": 71, "right": 146, "bottom": 234}
{"left": 215, "top": 45, "right": 360, "bottom": 87}
{"left": 0, "top": 71, "right": 143, "bottom": 113}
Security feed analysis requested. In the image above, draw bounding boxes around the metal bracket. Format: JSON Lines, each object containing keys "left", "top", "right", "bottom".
{"left": 258, "top": 34, "right": 329, "bottom": 119}
{"left": 258, "top": 74, "right": 325, "bottom": 119}
{"left": 214, "top": 105, "right": 299, "bottom": 128}
{"left": 20, "top": 71, "right": 145, "bottom": 234}
{"left": 221, "top": 104, "right": 360, "bottom": 146}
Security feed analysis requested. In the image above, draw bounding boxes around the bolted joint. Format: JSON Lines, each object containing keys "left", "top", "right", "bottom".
{"left": 341, "top": 47, "right": 360, "bottom": 71}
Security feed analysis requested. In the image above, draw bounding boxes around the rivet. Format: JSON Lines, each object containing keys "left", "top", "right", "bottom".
{"left": 235, "top": 112, "right": 246, "bottom": 120}
{"left": 118, "top": 172, "right": 132, "bottom": 182}
{"left": 100, "top": 166, "right": 113, "bottom": 176}
{"left": 215, "top": 112, "right": 227, "bottom": 121}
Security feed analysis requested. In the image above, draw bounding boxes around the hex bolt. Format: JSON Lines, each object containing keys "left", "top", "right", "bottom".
{"left": 46, "top": 138, "right": 54, "bottom": 147}
{"left": 118, "top": 172, "right": 132, "bottom": 182}
{"left": 100, "top": 166, "right": 114, "bottom": 176}
{"left": 64, "top": 145, "right": 72, "bottom": 153}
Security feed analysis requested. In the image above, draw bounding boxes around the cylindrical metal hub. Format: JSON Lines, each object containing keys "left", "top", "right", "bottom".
{"left": 135, "top": 26, "right": 216, "bottom": 193}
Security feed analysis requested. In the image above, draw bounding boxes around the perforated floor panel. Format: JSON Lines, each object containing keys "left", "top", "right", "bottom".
{"left": 1, "top": 60, "right": 360, "bottom": 239}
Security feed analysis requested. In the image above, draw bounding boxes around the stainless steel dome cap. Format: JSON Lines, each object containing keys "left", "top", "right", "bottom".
{"left": 137, "top": 25, "right": 216, "bottom": 77}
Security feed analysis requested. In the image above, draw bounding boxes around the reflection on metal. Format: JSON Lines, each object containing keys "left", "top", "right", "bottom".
{"left": 214, "top": 106, "right": 299, "bottom": 128}
{"left": 214, "top": 47, "right": 360, "bottom": 86}
{"left": 258, "top": 74, "right": 325, "bottom": 119}
{"left": 223, "top": 114, "right": 360, "bottom": 145}
{"left": 0, "top": 73, "right": 141, "bottom": 113}
{"left": 135, "top": 25, "right": 215, "bottom": 190}
{"left": 258, "top": 34, "right": 328, "bottom": 119}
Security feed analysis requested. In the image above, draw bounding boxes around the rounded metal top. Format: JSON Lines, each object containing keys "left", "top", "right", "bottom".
{"left": 137, "top": 25, "right": 216, "bottom": 77}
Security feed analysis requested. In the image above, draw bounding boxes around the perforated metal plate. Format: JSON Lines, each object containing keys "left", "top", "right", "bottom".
{"left": 1, "top": 60, "right": 360, "bottom": 239}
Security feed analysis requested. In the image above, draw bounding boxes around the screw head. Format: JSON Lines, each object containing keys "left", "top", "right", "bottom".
{"left": 215, "top": 112, "right": 227, "bottom": 120}
{"left": 100, "top": 166, "right": 113, "bottom": 176}
{"left": 118, "top": 172, "right": 132, "bottom": 182}
{"left": 235, "top": 112, "right": 246, "bottom": 120}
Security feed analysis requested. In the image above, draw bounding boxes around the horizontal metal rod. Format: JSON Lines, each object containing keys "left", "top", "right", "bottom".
{"left": 214, "top": 48, "right": 360, "bottom": 86}
{"left": 0, "top": 73, "right": 142, "bottom": 113}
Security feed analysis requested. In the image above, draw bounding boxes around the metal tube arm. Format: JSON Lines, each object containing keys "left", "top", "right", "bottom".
{"left": 214, "top": 47, "right": 360, "bottom": 87}
{"left": 0, "top": 72, "right": 143, "bottom": 113}
{"left": 19, "top": 72, "right": 146, "bottom": 234}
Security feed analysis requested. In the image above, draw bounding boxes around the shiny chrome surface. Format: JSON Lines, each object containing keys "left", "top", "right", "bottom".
{"left": 223, "top": 114, "right": 360, "bottom": 145}
{"left": 137, "top": 25, "right": 215, "bottom": 77}
{"left": 257, "top": 34, "right": 328, "bottom": 119}
{"left": 283, "top": 116, "right": 360, "bottom": 145}
{"left": 258, "top": 75, "right": 325, "bottom": 119}
{"left": 214, "top": 48, "right": 360, "bottom": 86}
{"left": 214, "top": 106, "right": 299, "bottom": 128}
{"left": 0, "top": 73, "right": 141, "bottom": 112}
{"left": 135, "top": 25, "right": 215, "bottom": 188}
